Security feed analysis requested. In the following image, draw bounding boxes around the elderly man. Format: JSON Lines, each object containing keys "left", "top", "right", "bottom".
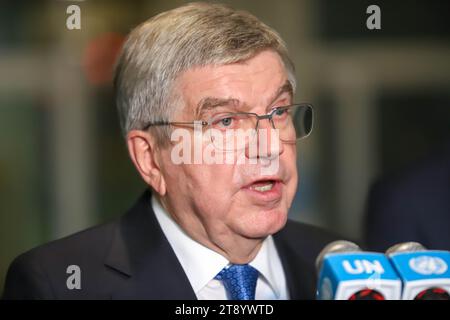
{"left": 3, "top": 2, "right": 337, "bottom": 300}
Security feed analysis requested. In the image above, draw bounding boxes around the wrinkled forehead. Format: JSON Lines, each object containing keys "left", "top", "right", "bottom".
{"left": 173, "top": 51, "right": 293, "bottom": 118}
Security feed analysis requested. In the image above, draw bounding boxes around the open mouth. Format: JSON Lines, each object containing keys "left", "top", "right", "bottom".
{"left": 249, "top": 180, "right": 276, "bottom": 192}
{"left": 243, "top": 178, "right": 283, "bottom": 202}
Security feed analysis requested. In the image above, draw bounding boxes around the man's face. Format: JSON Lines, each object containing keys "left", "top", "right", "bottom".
{"left": 158, "top": 50, "right": 298, "bottom": 247}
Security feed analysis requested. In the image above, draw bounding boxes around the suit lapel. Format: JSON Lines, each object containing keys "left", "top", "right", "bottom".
{"left": 273, "top": 228, "right": 317, "bottom": 300}
{"left": 104, "top": 190, "right": 197, "bottom": 299}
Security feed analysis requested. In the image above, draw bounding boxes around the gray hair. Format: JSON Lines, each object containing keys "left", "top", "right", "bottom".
{"left": 114, "top": 2, "right": 296, "bottom": 144}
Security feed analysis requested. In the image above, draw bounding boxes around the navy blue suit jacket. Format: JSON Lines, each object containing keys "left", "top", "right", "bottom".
{"left": 3, "top": 190, "right": 339, "bottom": 299}
{"left": 365, "top": 147, "right": 450, "bottom": 251}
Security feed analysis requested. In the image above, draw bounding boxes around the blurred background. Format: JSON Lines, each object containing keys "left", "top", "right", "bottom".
{"left": 1, "top": 0, "right": 449, "bottom": 294}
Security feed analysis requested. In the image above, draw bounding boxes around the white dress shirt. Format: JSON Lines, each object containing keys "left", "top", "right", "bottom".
{"left": 152, "top": 196, "right": 289, "bottom": 300}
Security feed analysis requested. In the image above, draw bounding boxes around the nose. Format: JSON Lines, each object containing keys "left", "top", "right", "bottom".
{"left": 245, "top": 117, "right": 284, "bottom": 160}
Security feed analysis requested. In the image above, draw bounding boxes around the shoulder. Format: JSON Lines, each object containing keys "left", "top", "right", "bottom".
{"left": 2, "top": 220, "right": 117, "bottom": 299}
{"left": 371, "top": 148, "right": 450, "bottom": 199}
{"left": 19, "top": 220, "right": 116, "bottom": 265}
{"left": 367, "top": 148, "right": 450, "bottom": 220}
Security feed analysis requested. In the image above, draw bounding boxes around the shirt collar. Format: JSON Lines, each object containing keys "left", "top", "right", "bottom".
{"left": 152, "top": 195, "right": 282, "bottom": 297}
{"left": 152, "top": 195, "right": 228, "bottom": 293}
{"left": 249, "top": 236, "right": 282, "bottom": 298}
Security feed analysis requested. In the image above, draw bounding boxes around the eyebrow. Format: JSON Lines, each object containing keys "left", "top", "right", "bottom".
{"left": 194, "top": 80, "right": 294, "bottom": 119}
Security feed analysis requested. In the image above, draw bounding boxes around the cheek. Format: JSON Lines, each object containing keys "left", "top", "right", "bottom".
{"left": 195, "top": 164, "right": 247, "bottom": 222}
{"left": 283, "top": 146, "right": 298, "bottom": 201}
{"left": 183, "top": 163, "right": 239, "bottom": 202}
{"left": 200, "top": 163, "right": 238, "bottom": 197}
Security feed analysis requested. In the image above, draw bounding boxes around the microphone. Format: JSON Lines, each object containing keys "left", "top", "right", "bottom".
{"left": 316, "top": 240, "right": 402, "bottom": 300}
{"left": 386, "top": 242, "right": 450, "bottom": 300}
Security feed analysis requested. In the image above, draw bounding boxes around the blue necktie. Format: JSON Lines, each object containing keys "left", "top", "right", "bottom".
{"left": 215, "top": 264, "right": 259, "bottom": 300}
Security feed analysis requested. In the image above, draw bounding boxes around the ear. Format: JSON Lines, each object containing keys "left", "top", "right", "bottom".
{"left": 126, "top": 130, "right": 167, "bottom": 196}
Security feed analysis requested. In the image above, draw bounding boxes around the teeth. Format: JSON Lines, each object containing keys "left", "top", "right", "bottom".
{"left": 252, "top": 182, "right": 274, "bottom": 192}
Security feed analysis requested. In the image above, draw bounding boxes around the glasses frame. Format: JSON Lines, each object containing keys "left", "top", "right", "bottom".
{"left": 142, "top": 103, "right": 314, "bottom": 142}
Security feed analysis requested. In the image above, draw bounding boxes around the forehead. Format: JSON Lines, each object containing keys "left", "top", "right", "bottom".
{"left": 174, "top": 50, "right": 290, "bottom": 116}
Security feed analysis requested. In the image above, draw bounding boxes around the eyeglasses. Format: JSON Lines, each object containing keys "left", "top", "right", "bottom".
{"left": 143, "top": 103, "right": 313, "bottom": 151}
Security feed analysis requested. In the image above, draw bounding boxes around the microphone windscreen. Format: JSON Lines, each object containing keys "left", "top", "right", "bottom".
{"left": 386, "top": 242, "right": 450, "bottom": 300}
{"left": 315, "top": 240, "right": 361, "bottom": 273}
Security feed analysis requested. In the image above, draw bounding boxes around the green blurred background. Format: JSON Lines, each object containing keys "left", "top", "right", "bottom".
{"left": 1, "top": 0, "right": 449, "bottom": 295}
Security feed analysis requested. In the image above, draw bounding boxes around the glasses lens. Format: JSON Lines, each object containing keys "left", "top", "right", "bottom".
{"left": 208, "top": 113, "right": 257, "bottom": 151}
{"left": 207, "top": 104, "right": 314, "bottom": 150}
{"left": 274, "top": 104, "right": 313, "bottom": 142}
{"left": 293, "top": 104, "right": 313, "bottom": 140}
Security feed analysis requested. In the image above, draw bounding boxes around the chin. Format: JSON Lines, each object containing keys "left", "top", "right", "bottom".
{"left": 238, "top": 208, "right": 288, "bottom": 238}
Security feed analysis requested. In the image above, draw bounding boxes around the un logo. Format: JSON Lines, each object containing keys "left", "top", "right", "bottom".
{"left": 409, "top": 256, "right": 448, "bottom": 275}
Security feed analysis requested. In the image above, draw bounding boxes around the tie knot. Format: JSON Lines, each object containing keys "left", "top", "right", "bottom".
{"left": 215, "top": 264, "right": 259, "bottom": 300}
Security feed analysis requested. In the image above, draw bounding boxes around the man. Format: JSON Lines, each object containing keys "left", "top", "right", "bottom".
{"left": 3, "top": 2, "right": 338, "bottom": 300}
{"left": 365, "top": 143, "right": 450, "bottom": 252}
